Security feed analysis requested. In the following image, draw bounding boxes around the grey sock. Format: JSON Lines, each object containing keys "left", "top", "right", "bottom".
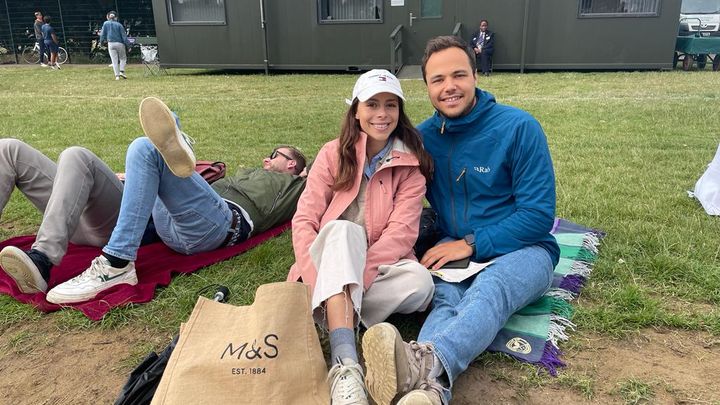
{"left": 329, "top": 327, "right": 357, "bottom": 365}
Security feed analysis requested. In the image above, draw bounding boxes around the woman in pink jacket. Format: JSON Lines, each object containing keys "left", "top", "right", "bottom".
{"left": 288, "top": 70, "right": 434, "bottom": 405}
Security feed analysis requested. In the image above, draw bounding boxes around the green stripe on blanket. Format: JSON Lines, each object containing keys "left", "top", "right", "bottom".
{"left": 486, "top": 218, "right": 604, "bottom": 375}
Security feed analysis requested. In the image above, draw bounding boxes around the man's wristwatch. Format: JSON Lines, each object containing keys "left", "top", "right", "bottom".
{"left": 463, "top": 233, "right": 475, "bottom": 254}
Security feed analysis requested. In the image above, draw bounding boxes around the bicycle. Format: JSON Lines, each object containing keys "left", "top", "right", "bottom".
{"left": 21, "top": 30, "right": 68, "bottom": 65}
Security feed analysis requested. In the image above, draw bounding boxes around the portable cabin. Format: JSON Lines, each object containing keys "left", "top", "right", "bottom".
{"left": 151, "top": 0, "right": 682, "bottom": 73}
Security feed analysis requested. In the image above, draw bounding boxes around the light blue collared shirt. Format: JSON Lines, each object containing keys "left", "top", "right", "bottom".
{"left": 363, "top": 138, "right": 394, "bottom": 179}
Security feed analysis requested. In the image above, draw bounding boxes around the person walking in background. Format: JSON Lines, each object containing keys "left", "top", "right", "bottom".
{"left": 41, "top": 16, "right": 60, "bottom": 70}
{"left": 33, "top": 11, "right": 47, "bottom": 67}
{"left": 470, "top": 19, "right": 495, "bottom": 76}
{"left": 99, "top": 11, "right": 129, "bottom": 80}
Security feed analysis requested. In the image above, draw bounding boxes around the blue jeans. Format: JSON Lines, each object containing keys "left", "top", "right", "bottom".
{"left": 103, "top": 137, "right": 232, "bottom": 260}
{"left": 418, "top": 245, "right": 554, "bottom": 398}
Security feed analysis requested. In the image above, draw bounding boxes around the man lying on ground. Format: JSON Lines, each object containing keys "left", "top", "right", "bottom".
{"left": 0, "top": 97, "right": 307, "bottom": 304}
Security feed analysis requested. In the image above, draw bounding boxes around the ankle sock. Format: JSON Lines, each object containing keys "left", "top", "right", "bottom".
{"left": 26, "top": 249, "right": 52, "bottom": 282}
{"left": 102, "top": 252, "right": 130, "bottom": 269}
{"left": 329, "top": 327, "right": 358, "bottom": 365}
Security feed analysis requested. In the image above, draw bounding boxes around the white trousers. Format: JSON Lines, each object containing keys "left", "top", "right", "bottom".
{"left": 108, "top": 42, "right": 127, "bottom": 77}
{"left": 309, "top": 220, "right": 434, "bottom": 328}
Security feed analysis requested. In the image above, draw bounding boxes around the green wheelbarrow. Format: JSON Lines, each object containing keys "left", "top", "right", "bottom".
{"left": 674, "top": 34, "right": 720, "bottom": 71}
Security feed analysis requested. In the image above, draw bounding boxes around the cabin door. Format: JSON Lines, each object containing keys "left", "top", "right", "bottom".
{"left": 401, "top": 0, "right": 455, "bottom": 65}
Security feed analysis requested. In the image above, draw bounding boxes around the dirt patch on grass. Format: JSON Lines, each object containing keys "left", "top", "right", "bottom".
{"left": 0, "top": 320, "right": 717, "bottom": 404}
{"left": 0, "top": 320, "right": 166, "bottom": 405}
{"left": 453, "top": 328, "right": 720, "bottom": 404}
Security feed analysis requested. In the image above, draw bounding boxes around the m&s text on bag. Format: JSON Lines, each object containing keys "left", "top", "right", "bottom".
{"left": 220, "top": 334, "right": 279, "bottom": 360}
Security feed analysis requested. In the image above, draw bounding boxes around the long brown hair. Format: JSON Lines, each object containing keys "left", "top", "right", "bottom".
{"left": 333, "top": 98, "right": 433, "bottom": 191}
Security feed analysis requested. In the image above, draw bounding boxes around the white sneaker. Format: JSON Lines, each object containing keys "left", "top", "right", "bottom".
{"left": 46, "top": 256, "right": 137, "bottom": 304}
{"left": 115, "top": 76, "right": 120, "bottom": 81}
{"left": 328, "top": 359, "right": 369, "bottom": 405}
{"left": 40, "top": 63, "right": 48, "bottom": 67}
{"left": 119, "top": 72, "right": 127, "bottom": 79}
{"left": 54, "top": 63, "right": 61, "bottom": 70}
{"left": 0, "top": 246, "right": 48, "bottom": 294}
{"left": 139, "top": 96, "right": 196, "bottom": 177}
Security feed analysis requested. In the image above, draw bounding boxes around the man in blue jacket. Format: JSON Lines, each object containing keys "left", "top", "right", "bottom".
{"left": 362, "top": 35, "right": 560, "bottom": 405}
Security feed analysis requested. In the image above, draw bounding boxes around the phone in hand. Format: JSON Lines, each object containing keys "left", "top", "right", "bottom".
{"left": 440, "top": 257, "right": 470, "bottom": 269}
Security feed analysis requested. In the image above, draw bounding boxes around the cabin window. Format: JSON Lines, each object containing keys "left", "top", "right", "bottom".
{"left": 318, "top": 0, "right": 382, "bottom": 23}
{"left": 168, "top": 0, "right": 227, "bottom": 24}
{"left": 421, "top": 0, "right": 443, "bottom": 18}
{"left": 579, "top": 0, "right": 660, "bottom": 17}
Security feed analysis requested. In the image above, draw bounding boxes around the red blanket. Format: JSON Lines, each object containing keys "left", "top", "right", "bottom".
{"left": 0, "top": 222, "right": 291, "bottom": 320}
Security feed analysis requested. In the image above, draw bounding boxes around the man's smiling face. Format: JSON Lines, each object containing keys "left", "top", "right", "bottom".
{"left": 424, "top": 47, "right": 477, "bottom": 119}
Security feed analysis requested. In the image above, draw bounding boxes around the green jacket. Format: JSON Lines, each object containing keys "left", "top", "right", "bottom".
{"left": 211, "top": 168, "right": 306, "bottom": 235}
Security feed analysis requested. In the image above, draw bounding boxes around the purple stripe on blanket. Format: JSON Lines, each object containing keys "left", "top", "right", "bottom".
{"left": 551, "top": 218, "right": 561, "bottom": 234}
{"left": 559, "top": 274, "right": 586, "bottom": 294}
{"left": 539, "top": 341, "right": 565, "bottom": 376}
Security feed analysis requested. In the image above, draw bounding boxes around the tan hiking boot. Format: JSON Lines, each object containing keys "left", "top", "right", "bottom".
{"left": 362, "top": 322, "right": 438, "bottom": 405}
{"left": 397, "top": 387, "right": 443, "bottom": 405}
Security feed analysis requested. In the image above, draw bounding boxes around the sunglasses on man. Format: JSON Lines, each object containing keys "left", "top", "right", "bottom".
{"left": 269, "top": 149, "right": 294, "bottom": 161}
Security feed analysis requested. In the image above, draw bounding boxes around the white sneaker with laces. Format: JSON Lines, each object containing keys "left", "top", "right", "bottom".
{"left": 139, "top": 96, "right": 196, "bottom": 177}
{"left": 328, "top": 358, "right": 369, "bottom": 405}
{"left": 46, "top": 256, "right": 137, "bottom": 304}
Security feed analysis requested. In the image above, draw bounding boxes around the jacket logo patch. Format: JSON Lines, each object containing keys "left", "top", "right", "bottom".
{"left": 474, "top": 166, "right": 491, "bottom": 174}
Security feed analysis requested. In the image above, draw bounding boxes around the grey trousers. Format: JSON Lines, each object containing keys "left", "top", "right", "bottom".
{"left": 0, "top": 139, "right": 123, "bottom": 264}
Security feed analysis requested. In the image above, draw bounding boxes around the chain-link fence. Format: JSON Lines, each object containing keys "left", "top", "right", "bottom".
{"left": 0, "top": 0, "right": 155, "bottom": 64}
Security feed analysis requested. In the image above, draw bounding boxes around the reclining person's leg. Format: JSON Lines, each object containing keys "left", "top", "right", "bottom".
{"left": 0, "top": 139, "right": 57, "bottom": 293}
{"left": 104, "top": 137, "right": 231, "bottom": 259}
{"left": 150, "top": 176, "right": 232, "bottom": 255}
{"left": 45, "top": 134, "right": 229, "bottom": 304}
{"left": 1, "top": 145, "right": 124, "bottom": 295}
{"left": 35, "top": 146, "right": 123, "bottom": 263}
{"left": 0, "top": 138, "right": 56, "bottom": 216}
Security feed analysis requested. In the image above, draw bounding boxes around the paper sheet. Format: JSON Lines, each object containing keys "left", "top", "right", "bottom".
{"left": 429, "top": 260, "right": 493, "bottom": 283}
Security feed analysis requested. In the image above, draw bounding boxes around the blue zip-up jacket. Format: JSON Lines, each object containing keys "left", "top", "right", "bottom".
{"left": 99, "top": 20, "right": 128, "bottom": 45}
{"left": 418, "top": 88, "right": 560, "bottom": 266}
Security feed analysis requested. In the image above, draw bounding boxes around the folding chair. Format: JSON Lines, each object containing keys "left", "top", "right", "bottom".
{"left": 141, "top": 45, "right": 166, "bottom": 76}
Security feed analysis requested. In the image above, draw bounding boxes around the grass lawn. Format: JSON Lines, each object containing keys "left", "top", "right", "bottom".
{"left": 0, "top": 65, "right": 719, "bottom": 402}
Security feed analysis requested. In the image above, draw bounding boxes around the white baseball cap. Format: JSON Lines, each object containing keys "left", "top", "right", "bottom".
{"left": 347, "top": 69, "right": 405, "bottom": 105}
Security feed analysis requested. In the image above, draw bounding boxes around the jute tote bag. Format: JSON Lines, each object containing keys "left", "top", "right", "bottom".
{"left": 151, "top": 282, "right": 330, "bottom": 405}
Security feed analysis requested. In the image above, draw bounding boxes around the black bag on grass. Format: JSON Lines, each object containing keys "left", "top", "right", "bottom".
{"left": 114, "top": 336, "right": 178, "bottom": 405}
